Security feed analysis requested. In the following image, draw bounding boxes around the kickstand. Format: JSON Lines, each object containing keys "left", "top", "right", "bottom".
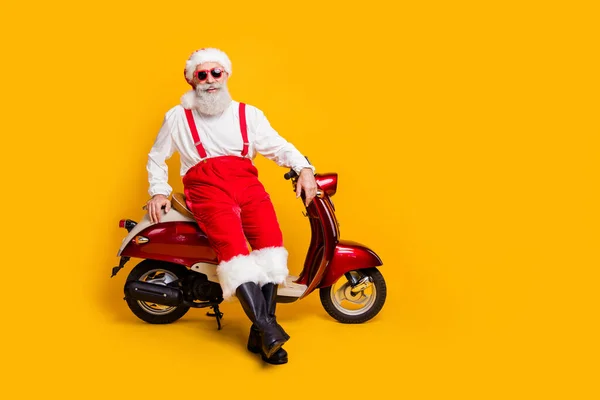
{"left": 207, "top": 304, "right": 224, "bottom": 330}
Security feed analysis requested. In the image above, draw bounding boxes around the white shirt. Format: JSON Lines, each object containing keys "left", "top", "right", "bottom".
{"left": 147, "top": 100, "right": 315, "bottom": 197}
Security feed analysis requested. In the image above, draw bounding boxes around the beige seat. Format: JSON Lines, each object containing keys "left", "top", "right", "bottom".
{"left": 171, "top": 192, "right": 195, "bottom": 220}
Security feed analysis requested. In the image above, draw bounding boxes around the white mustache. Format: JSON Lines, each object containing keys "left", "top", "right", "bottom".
{"left": 197, "top": 82, "right": 222, "bottom": 91}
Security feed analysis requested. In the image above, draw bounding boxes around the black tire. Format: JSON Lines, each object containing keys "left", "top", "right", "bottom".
{"left": 319, "top": 268, "right": 387, "bottom": 324}
{"left": 125, "top": 260, "right": 191, "bottom": 324}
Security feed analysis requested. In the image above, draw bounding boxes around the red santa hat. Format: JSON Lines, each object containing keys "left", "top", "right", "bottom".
{"left": 184, "top": 47, "right": 232, "bottom": 86}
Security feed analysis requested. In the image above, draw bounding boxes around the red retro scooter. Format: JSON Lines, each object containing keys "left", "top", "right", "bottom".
{"left": 112, "top": 167, "right": 386, "bottom": 329}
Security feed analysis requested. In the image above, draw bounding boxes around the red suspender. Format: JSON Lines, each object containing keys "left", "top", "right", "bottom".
{"left": 184, "top": 108, "right": 207, "bottom": 159}
{"left": 239, "top": 102, "right": 249, "bottom": 157}
{"left": 184, "top": 104, "right": 248, "bottom": 159}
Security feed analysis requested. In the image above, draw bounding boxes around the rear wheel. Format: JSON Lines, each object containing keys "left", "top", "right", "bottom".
{"left": 125, "top": 260, "right": 190, "bottom": 324}
{"left": 319, "top": 268, "right": 386, "bottom": 323}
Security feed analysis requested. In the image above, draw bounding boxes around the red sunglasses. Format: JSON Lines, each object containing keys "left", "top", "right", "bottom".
{"left": 195, "top": 68, "right": 225, "bottom": 81}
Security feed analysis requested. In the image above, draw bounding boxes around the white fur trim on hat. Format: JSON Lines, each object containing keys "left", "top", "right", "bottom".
{"left": 252, "top": 246, "right": 289, "bottom": 287}
{"left": 184, "top": 47, "right": 232, "bottom": 84}
{"left": 216, "top": 253, "right": 267, "bottom": 300}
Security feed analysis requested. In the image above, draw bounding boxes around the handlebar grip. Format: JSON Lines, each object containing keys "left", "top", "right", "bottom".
{"left": 284, "top": 169, "right": 298, "bottom": 180}
{"left": 284, "top": 156, "right": 311, "bottom": 180}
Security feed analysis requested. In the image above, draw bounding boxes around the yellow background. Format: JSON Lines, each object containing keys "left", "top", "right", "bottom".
{"left": 1, "top": 0, "right": 598, "bottom": 398}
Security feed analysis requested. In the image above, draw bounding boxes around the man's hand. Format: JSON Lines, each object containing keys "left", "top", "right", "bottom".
{"left": 296, "top": 168, "right": 318, "bottom": 207}
{"left": 146, "top": 194, "right": 171, "bottom": 223}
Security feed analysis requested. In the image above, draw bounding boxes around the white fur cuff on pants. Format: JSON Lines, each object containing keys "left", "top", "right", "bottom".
{"left": 216, "top": 253, "right": 267, "bottom": 300}
{"left": 252, "top": 246, "right": 289, "bottom": 287}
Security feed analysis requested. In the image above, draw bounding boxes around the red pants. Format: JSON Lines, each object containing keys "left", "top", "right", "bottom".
{"left": 183, "top": 156, "right": 288, "bottom": 299}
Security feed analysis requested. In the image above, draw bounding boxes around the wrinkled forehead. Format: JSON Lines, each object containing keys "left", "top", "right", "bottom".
{"left": 195, "top": 62, "right": 225, "bottom": 72}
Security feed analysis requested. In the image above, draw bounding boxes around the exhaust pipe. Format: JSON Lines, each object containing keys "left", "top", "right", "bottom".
{"left": 124, "top": 281, "right": 183, "bottom": 307}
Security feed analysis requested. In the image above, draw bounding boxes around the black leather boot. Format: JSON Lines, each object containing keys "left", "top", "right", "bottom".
{"left": 247, "top": 283, "right": 289, "bottom": 364}
{"left": 248, "top": 326, "right": 288, "bottom": 364}
{"left": 262, "top": 283, "right": 290, "bottom": 341}
{"left": 236, "top": 282, "right": 287, "bottom": 359}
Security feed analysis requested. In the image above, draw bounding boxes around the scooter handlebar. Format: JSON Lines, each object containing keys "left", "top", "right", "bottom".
{"left": 284, "top": 169, "right": 298, "bottom": 180}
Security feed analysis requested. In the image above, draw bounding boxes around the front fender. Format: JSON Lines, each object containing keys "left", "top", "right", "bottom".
{"left": 318, "top": 240, "right": 383, "bottom": 288}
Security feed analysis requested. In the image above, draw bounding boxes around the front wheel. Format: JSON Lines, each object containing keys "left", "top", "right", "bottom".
{"left": 319, "top": 268, "right": 387, "bottom": 323}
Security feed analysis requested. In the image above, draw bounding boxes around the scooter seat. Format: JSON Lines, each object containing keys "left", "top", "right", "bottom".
{"left": 172, "top": 192, "right": 195, "bottom": 220}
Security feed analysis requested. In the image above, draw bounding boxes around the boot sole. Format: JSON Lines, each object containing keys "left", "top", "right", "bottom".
{"left": 262, "top": 354, "right": 288, "bottom": 365}
{"left": 247, "top": 344, "right": 288, "bottom": 365}
{"left": 263, "top": 339, "right": 286, "bottom": 359}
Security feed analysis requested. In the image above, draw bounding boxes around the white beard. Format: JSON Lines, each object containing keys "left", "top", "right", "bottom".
{"left": 183, "top": 82, "right": 232, "bottom": 116}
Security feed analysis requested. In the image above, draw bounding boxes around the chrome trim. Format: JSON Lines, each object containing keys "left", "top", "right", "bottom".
{"left": 134, "top": 236, "right": 149, "bottom": 244}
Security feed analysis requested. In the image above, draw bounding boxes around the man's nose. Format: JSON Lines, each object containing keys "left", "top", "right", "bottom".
{"left": 206, "top": 74, "right": 216, "bottom": 83}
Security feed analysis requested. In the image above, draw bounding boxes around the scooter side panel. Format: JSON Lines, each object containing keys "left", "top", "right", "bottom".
{"left": 117, "top": 209, "right": 196, "bottom": 256}
{"left": 318, "top": 240, "right": 383, "bottom": 288}
{"left": 120, "top": 221, "right": 218, "bottom": 266}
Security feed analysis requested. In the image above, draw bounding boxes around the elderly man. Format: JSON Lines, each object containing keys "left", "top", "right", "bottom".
{"left": 145, "top": 48, "right": 317, "bottom": 364}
